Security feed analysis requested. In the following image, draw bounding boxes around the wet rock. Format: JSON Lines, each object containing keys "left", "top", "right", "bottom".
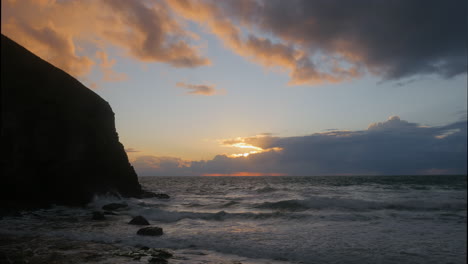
{"left": 137, "top": 227, "right": 163, "bottom": 236}
{"left": 140, "top": 191, "right": 170, "bottom": 199}
{"left": 102, "top": 203, "right": 128, "bottom": 211}
{"left": 129, "top": 215, "right": 150, "bottom": 225}
{"left": 92, "top": 211, "right": 106, "bottom": 220}
{"left": 151, "top": 249, "right": 173, "bottom": 259}
{"left": 103, "top": 211, "right": 119, "bottom": 215}
{"left": 155, "top": 193, "right": 170, "bottom": 199}
{"left": 148, "top": 256, "right": 168, "bottom": 264}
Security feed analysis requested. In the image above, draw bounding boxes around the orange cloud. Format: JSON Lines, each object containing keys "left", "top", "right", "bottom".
{"left": 101, "top": 0, "right": 210, "bottom": 67}
{"left": 2, "top": 20, "right": 94, "bottom": 77}
{"left": 176, "top": 82, "right": 223, "bottom": 96}
{"left": 95, "top": 51, "right": 127, "bottom": 82}
{"left": 167, "top": 0, "right": 362, "bottom": 86}
{"left": 219, "top": 135, "right": 282, "bottom": 157}
{"left": 1, "top": 0, "right": 209, "bottom": 80}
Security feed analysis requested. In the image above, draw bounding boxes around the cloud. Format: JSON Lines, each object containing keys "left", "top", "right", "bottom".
{"left": 132, "top": 116, "right": 467, "bottom": 176}
{"left": 168, "top": 0, "right": 466, "bottom": 85}
{"left": 125, "top": 148, "right": 141, "bottom": 153}
{"left": 238, "top": 0, "right": 467, "bottom": 79}
{"left": 1, "top": 0, "right": 209, "bottom": 79}
{"left": 96, "top": 51, "right": 127, "bottom": 82}
{"left": 167, "top": 0, "right": 359, "bottom": 86}
{"left": 4, "top": 0, "right": 463, "bottom": 85}
{"left": 7, "top": 21, "right": 95, "bottom": 76}
{"left": 132, "top": 156, "right": 192, "bottom": 176}
{"left": 176, "top": 82, "right": 222, "bottom": 96}
{"left": 101, "top": 0, "right": 210, "bottom": 67}
{"left": 258, "top": 133, "right": 274, "bottom": 136}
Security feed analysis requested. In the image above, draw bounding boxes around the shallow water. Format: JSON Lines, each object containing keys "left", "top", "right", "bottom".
{"left": 1, "top": 175, "right": 466, "bottom": 263}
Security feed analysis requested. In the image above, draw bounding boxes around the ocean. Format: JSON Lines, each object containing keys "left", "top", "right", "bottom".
{"left": 1, "top": 175, "right": 466, "bottom": 264}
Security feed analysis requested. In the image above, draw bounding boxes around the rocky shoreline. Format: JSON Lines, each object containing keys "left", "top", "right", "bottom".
{"left": 0, "top": 193, "right": 173, "bottom": 264}
{"left": 0, "top": 194, "right": 291, "bottom": 264}
{"left": 0, "top": 233, "right": 174, "bottom": 264}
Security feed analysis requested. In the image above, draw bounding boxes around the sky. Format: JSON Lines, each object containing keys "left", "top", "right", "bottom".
{"left": 2, "top": 0, "right": 467, "bottom": 176}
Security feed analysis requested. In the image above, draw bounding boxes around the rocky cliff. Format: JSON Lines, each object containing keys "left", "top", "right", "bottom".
{"left": 1, "top": 34, "right": 142, "bottom": 206}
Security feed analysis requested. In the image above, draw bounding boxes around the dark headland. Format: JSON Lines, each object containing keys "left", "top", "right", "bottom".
{"left": 1, "top": 34, "right": 142, "bottom": 208}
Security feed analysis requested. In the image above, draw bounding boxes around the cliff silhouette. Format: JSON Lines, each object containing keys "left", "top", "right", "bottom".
{"left": 1, "top": 34, "right": 142, "bottom": 207}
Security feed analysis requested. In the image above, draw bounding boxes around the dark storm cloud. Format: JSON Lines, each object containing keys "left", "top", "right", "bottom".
{"left": 222, "top": 0, "right": 467, "bottom": 81}
{"left": 264, "top": 117, "right": 467, "bottom": 175}
{"left": 134, "top": 117, "right": 467, "bottom": 176}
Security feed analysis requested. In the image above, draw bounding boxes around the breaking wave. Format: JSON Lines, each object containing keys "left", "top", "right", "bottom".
{"left": 252, "top": 197, "right": 467, "bottom": 212}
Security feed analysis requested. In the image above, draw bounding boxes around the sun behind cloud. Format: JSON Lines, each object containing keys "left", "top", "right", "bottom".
{"left": 221, "top": 137, "right": 283, "bottom": 158}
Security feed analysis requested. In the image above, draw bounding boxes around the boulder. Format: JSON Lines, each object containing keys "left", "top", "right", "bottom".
{"left": 148, "top": 257, "right": 168, "bottom": 264}
{"left": 139, "top": 191, "right": 170, "bottom": 199}
{"left": 0, "top": 34, "right": 142, "bottom": 207}
{"left": 151, "top": 249, "right": 173, "bottom": 259}
{"left": 137, "top": 227, "right": 163, "bottom": 236}
{"left": 91, "top": 211, "right": 106, "bottom": 220}
{"left": 129, "top": 215, "right": 150, "bottom": 225}
{"left": 154, "top": 193, "right": 170, "bottom": 199}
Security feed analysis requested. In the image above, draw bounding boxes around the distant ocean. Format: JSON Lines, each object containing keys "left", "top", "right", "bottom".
{"left": 1, "top": 175, "right": 466, "bottom": 264}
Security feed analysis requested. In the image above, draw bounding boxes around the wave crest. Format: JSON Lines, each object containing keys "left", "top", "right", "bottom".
{"left": 253, "top": 197, "right": 467, "bottom": 212}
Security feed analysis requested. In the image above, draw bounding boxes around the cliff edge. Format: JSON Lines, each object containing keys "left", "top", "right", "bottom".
{"left": 1, "top": 34, "right": 142, "bottom": 206}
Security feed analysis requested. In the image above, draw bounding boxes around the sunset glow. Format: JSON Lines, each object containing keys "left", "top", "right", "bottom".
{"left": 224, "top": 141, "right": 283, "bottom": 158}
{"left": 202, "top": 172, "right": 287, "bottom": 176}
{"left": 230, "top": 143, "right": 263, "bottom": 151}
{"left": 2, "top": 1, "right": 466, "bottom": 263}
{"left": 2, "top": 0, "right": 465, "bottom": 176}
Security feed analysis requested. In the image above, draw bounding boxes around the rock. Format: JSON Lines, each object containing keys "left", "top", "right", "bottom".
{"left": 102, "top": 203, "right": 128, "bottom": 211}
{"left": 137, "top": 227, "right": 163, "bottom": 236}
{"left": 139, "top": 191, "right": 170, "bottom": 199}
{"left": 0, "top": 34, "right": 142, "bottom": 207}
{"left": 129, "top": 215, "right": 150, "bottom": 225}
{"left": 151, "top": 249, "right": 173, "bottom": 259}
{"left": 139, "top": 191, "right": 157, "bottom": 198}
{"left": 103, "top": 211, "right": 119, "bottom": 215}
{"left": 154, "top": 193, "right": 170, "bottom": 199}
{"left": 91, "top": 211, "right": 106, "bottom": 220}
{"left": 148, "top": 257, "right": 168, "bottom": 264}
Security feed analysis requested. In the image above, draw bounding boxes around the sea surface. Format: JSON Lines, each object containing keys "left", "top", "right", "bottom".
{"left": 1, "top": 175, "right": 467, "bottom": 263}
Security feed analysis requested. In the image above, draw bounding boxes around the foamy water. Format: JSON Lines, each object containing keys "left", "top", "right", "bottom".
{"left": 1, "top": 176, "right": 466, "bottom": 263}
